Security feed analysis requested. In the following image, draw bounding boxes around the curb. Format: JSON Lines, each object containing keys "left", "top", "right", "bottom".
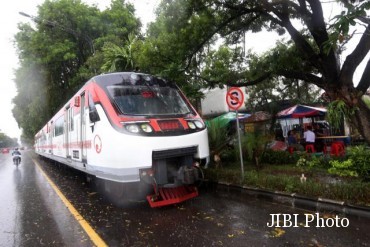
{"left": 208, "top": 181, "right": 370, "bottom": 219}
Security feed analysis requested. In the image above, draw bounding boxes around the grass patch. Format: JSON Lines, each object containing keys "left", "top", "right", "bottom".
{"left": 204, "top": 164, "right": 370, "bottom": 206}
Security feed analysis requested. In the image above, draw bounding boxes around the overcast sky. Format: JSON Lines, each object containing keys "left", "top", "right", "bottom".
{"left": 0, "top": 0, "right": 159, "bottom": 141}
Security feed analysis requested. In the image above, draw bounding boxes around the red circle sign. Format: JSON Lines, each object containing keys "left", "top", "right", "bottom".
{"left": 94, "top": 135, "right": 102, "bottom": 153}
{"left": 226, "top": 87, "right": 244, "bottom": 110}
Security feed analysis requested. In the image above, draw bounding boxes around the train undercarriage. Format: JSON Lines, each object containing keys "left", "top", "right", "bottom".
{"left": 95, "top": 148, "right": 205, "bottom": 208}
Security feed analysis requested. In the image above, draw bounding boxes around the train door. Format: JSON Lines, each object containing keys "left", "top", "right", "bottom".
{"left": 49, "top": 122, "right": 53, "bottom": 154}
{"left": 65, "top": 107, "right": 71, "bottom": 158}
{"left": 80, "top": 93, "right": 87, "bottom": 160}
{"left": 68, "top": 106, "right": 75, "bottom": 158}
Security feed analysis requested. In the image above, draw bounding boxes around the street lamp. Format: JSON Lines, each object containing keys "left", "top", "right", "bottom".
{"left": 19, "top": 11, "right": 95, "bottom": 55}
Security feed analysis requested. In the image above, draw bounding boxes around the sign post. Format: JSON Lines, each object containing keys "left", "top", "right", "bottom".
{"left": 226, "top": 87, "right": 245, "bottom": 180}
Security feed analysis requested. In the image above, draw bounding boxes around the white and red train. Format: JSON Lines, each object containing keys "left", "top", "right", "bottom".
{"left": 34, "top": 72, "right": 210, "bottom": 207}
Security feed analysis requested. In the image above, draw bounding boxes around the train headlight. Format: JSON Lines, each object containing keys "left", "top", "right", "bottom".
{"left": 188, "top": 121, "right": 196, "bottom": 129}
{"left": 194, "top": 120, "right": 204, "bottom": 129}
{"left": 141, "top": 124, "right": 153, "bottom": 133}
{"left": 125, "top": 124, "right": 140, "bottom": 133}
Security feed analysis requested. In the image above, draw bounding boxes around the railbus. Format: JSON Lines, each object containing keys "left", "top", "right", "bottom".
{"left": 34, "top": 72, "right": 210, "bottom": 207}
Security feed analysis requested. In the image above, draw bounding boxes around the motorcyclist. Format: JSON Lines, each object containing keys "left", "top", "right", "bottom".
{"left": 12, "top": 148, "right": 21, "bottom": 165}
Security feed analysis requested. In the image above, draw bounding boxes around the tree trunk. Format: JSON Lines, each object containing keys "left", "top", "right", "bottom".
{"left": 325, "top": 85, "right": 370, "bottom": 144}
{"left": 351, "top": 99, "right": 370, "bottom": 145}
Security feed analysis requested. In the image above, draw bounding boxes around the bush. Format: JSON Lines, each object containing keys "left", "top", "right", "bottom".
{"left": 325, "top": 145, "right": 370, "bottom": 180}
{"left": 241, "top": 131, "right": 271, "bottom": 168}
{"left": 207, "top": 120, "right": 228, "bottom": 152}
{"left": 220, "top": 148, "right": 238, "bottom": 163}
{"left": 261, "top": 149, "right": 299, "bottom": 165}
{"left": 328, "top": 159, "right": 358, "bottom": 177}
{"left": 346, "top": 145, "right": 370, "bottom": 181}
{"left": 204, "top": 165, "right": 370, "bottom": 206}
{"left": 307, "top": 155, "right": 331, "bottom": 168}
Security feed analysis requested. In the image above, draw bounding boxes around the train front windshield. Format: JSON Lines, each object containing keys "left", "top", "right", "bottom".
{"left": 107, "top": 85, "right": 192, "bottom": 116}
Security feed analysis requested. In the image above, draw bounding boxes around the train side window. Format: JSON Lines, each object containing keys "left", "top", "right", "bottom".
{"left": 88, "top": 92, "right": 100, "bottom": 123}
{"left": 55, "top": 116, "right": 64, "bottom": 136}
{"left": 69, "top": 107, "right": 74, "bottom": 131}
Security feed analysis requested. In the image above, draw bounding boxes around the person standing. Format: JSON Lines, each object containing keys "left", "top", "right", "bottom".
{"left": 303, "top": 126, "right": 315, "bottom": 147}
{"left": 314, "top": 123, "right": 325, "bottom": 152}
{"left": 287, "top": 130, "right": 303, "bottom": 151}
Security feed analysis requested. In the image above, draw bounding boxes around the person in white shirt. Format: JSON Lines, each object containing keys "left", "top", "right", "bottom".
{"left": 304, "top": 125, "right": 315, "bottom": 145}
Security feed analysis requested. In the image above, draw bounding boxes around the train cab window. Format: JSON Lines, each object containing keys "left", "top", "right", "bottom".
{"left": 106, "top": 85, "right": 192, "bottom": 116}
{"left": 88, "top": 92, "right": 100, "bottom": 123}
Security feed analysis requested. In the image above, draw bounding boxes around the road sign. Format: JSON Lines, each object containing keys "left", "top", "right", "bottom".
{"left": 226, "top": 87, "right": 245, "bottom": 179}
{"left": 226, "top": 87, "right": 244, "bottom": 110}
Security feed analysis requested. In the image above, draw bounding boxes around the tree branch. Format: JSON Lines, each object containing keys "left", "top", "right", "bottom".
{"left": 280, "top": 70, "right": 324, "bottom": 86}
{"left": 182, "top": 8, "right": 259, "bottom": 73}
{"left": 226, "top": 72, "right": 272, "bottom": 87}
{"left": 267, "top": 3, "right": 321, "bottom": 68}
{"left": 356, "top": 58, "right": 370, "bottom": 93}
{"left": 340, "top": 23, "right": 370, "bottom": 86}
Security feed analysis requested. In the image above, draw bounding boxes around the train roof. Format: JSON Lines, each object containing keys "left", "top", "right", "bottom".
{"left": 90, "top": 72, "right": 175, "bottom": 88}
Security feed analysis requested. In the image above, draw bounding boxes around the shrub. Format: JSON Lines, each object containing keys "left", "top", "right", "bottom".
{"left": 241, "top": 131, "right": 271, "bottom": 168}
{"left": 204, "top": 166, "right": 370, "bottom": 205}
{"left": 346, "top": 145, "right": 370, "bottom": 181}
{"left": 307, "top": 155, "right": 331, "bottom": 168}
{"left": 261, "top": 149, "right": 299, "bottom": 165}
{"left": 325, "top": 145, "right": 370, "bottom": 180}
{"left": 207, "top": 120, "right": 228, "bottom": 153}
{"left": 296, "top": 157, "right": 309, "bottom": 167}
{"left": 328, "top": 159, "right": 358, "bottom": 177}
{"left": 220, "top": 148, "right": 238, "bottom": 163}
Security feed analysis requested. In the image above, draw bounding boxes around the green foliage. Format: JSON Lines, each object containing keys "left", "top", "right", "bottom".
{"left": 12, "top": 0, "right": 370, "bottom": 146}
{"left": 201, "top": 46, "right": 247, "bottom": 88}
{"left": 245, "top": 43, "right": 322, "bottom": 110}
{"left": 0, "top": 133, "right": 18, "bottom": 148}
{"left": 244, "top": 169, "right": 369, "bottom": 204}
{"left": 328, "top": 159, "right": 358, "bottom": 177}
{"left": 323, "top": 1, "right": 370, "bottom": 55}
{"left": 327, "top": 100, "right": 357, "bottom": 131}
{"left": 292, "top": 146, "right": 370, "bottom": 180}
{"left": 363, "top": 95, "right": 370, "bottom": 109}
{"left": 307, "top": 155, "right": 331, "bottom": 168}
{"left": 144, "top": 0, "right": 370, "bottom": 143}
{"left": 347, "top": 145, "right": 370, "bottom": 180}
{"left": 101, "top": 33, "right": 138, "bottom": 72}
{"left": 295, "top": 154, "right": 331, "bottom": 169}
{"left": 296, "top": 157, "right": 309, "bottom": 167}
{"left": 241, "top": 131, "right": 271, "bottom": 168}
{"left": 204, "top": 167, "right": 241, "bottom": 183}
{"left": 220, "top": 148, "right": 238, "bottom": 163}
{"left": 14, "top": 0, "right": 141, "bottom": 140}
{"left": 207, "top": 119, "right": 228, "bottom": 153}
{"left": 204, "top": 165, "right": 370, "bottom": 206}
{"left": 260, "top": 149, "right": 298, "bottom": 165}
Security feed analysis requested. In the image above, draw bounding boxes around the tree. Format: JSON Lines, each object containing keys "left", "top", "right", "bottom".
{"left": 13, "top": 0, "right": 141, "bottom": 140}
{"left": 244, "top": 43, "right": 323, "bottom": 111}
{"left": 101, "top": 33, "right": 138, "bottom": 72}
{"left": 144, "top": 0, "right": 370, "bottom": 143}
{"left": 0, "top": 133, "right": 18, "bottom": 148}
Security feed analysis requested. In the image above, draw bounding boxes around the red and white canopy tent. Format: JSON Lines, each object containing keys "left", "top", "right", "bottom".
{"left": 276, "top": 104, "right": 328, "bottom": 137}
{"left": 277, "top": 104, "right": 327, "bottom": 119}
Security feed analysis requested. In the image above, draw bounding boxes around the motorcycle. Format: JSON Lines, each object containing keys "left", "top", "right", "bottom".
{"left": 12, "top": 153, "right": 21, "bottom": 166}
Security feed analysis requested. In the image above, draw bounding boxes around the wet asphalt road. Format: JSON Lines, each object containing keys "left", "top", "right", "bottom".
{"left": 1, "top": 151, "right": 369, "bottom": 247}
{"left": 0, "top": 151, "right": 93, "bottom": 247}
